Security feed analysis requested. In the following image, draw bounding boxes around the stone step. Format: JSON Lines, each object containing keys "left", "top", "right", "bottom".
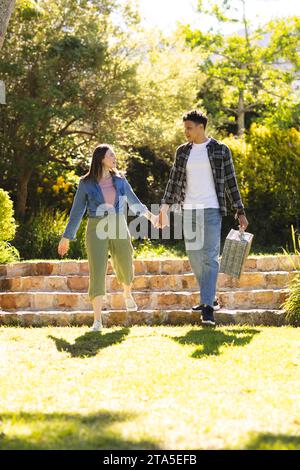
{"left": 0, "top": 288, "right": 289, "bottom": 311}
{"left": 0, "top": 255, "right": 299, "bottom": 278}
{"left": 0, "top": 271, "right": 297, "bottom": 293}
{"left": 0, "top": 308, "right": 287, "bottom": 327}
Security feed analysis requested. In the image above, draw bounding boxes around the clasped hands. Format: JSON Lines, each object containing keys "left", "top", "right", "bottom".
{"left": 148, "top": 209, "right": 169, "bottom": 230}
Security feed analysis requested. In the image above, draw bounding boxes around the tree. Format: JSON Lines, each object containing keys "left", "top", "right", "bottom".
{"left": 181, "top": 0, "right": 300, "bottom": 135}
{"left": 0, "top": 0, "right": 140, "bottom": 218}
{"left": 0, "top": 0, "right": 15, "bottom": 49}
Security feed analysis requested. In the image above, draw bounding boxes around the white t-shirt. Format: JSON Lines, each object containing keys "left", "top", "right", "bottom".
{"left": 183, "top": 138, "right": 220, "bottom": 210}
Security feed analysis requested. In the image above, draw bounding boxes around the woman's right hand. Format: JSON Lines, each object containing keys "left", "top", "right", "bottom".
{"left": 58, "top": 237, "right": 70, "bottom": 257}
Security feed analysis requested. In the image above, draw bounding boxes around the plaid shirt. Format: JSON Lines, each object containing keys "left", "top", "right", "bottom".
{"left": 161, "top": 137, "right": 246, "bottom": 217}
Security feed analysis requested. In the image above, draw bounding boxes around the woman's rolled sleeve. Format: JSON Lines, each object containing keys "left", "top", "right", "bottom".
{"left": 62, "top": 179, "right": 88, "bottom": 240}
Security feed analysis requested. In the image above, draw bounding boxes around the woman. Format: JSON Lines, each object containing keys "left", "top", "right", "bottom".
{"left": 58, "top": 144, "right": 158, "bottom": 332}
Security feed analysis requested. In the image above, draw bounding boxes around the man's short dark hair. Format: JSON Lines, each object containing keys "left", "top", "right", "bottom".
{"left": 183, "top": 110, "right": 208, "bottom": 129}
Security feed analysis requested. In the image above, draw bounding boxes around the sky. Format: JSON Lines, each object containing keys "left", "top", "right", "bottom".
{"left": 138, "top": 0, "right": 300, "bottom": 34}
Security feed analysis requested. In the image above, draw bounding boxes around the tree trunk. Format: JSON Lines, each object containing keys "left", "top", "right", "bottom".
{"left": 237, "top": 89, "right": 245, "bottom": 136}
{"left": 0, "top": 0, "right": 16, "bottom": 50}
{"left": 15, "top": 167, "right": 33, "bottom": 219}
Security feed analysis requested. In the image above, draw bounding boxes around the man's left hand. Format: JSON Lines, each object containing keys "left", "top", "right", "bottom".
{"left": 235, "top": 213, "right": 249, "bottom": 231}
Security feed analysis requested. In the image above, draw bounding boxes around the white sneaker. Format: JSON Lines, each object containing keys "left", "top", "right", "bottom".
{"left": 124, "top": 295, "right": 138, "bottom": 311}
{"left": 90, "top": 319, "right": 103, "bottom": 332}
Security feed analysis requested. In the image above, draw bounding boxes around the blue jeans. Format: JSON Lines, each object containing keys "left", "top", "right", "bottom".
{"left": 182, "top": 208, "right": 222, "bottom": 308}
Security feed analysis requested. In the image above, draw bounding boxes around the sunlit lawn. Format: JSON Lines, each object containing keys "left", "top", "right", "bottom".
{"left": 1, "top": 325, "right": 300, "bottom": 450}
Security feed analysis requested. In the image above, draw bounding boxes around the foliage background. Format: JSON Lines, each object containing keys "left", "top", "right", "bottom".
{"left": 0, "top": 0, "right": 299, "bottom": 259}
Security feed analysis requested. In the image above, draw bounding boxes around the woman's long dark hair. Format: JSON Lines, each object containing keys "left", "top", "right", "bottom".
{"left": 81, "top": 144, "right": 125, "bottom": 181}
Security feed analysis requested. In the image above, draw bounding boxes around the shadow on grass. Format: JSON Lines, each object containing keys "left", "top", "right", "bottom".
{"left": 0, "top": 411, "right": 160, "bottom": 450}
{"left": 170, "top": 328, "right": 261, "bottom": 358}
{"left": 243, "top": 432, "right": 300, "bottom": 450}
{"left": 48, "top": 327, "right": 130, "bottom": 358}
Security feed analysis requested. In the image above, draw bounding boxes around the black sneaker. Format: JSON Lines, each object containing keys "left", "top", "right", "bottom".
{"left": 192, "top": 298, "right": 221, "bottom": 312}
{"left": 201, "top": 304, "right": 216, "bottom": 326}
{"left": 191, "top": 304, "right": 203, "bottom": 312}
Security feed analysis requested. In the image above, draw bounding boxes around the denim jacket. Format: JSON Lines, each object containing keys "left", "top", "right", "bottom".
{"left": 62, "top": 175, "right": 148, "bottom": 240}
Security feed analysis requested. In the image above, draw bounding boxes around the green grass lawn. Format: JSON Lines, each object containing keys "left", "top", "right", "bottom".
{"left": 1, "top": 325, "right": 300, "bottom": 450}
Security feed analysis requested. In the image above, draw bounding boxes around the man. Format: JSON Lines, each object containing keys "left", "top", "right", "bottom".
{"left": 157, "top": 110, "right": 249, "bottom": 326}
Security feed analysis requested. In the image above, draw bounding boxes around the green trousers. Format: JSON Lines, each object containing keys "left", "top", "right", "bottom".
{"left": 85, "top": 214, "right": 134, "bottom": 300}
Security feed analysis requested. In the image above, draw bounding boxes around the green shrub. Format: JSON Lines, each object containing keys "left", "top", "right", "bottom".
{"left": 132, "top": 238, "right": 186, "bottom": 259}
{"left": 281, "top": 225, "right": 300, "bottom": 326}
{"left": 14, "top": 207, "right": 87, "bottom": 260}
{"left": 282, "top": 273, "right": 300, "bottom": 326}
{"left": 0, "top": 188, "right": 20, "bottom": 263}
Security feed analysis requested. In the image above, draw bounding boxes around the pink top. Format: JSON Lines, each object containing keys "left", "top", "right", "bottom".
{"left": 99, "top": 175, "right": 117, "bottom": 207}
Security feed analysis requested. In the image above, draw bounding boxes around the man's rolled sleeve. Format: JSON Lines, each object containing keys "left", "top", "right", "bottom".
{"left": 224, "top": 146, "right": 246, "bottom": 215}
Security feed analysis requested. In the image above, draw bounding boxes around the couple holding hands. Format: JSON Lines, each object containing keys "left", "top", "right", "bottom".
{"left": 58, "top": 109, "right": 249, "bottom": 330}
